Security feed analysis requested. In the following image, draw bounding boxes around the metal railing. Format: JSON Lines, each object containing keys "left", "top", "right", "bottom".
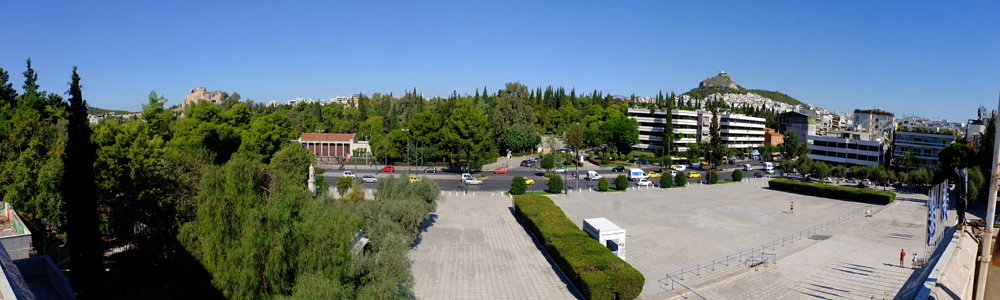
{"left": 663, "top": 205, "right": 872, "bottom": 287}
{"left": 659, "top": 274, "right": 709, "bottom": 300}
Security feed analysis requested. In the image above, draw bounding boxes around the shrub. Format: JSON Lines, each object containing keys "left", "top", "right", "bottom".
{"left": 598, "top": 177, "right": 610, "bottom": 191}
{"left": 660, "top": 172, "right": 672, "bottom": 188}
{"left": 510, "top": 176, "right": 527, "bottom": 195}
{"left": 336, "top": 176, "right": 353, "bottom": 198}
{"left": 513, "top": 195, "right": 645, "bottom": 299}
{"left": 675, "top": 172, "right": 687, "bottom": 187}
{"left": 626, "top": 153, "right": 634, "bottom": 162}
{"left": 541, "top": 154, "right": 556, "bottom": 171}
{"left": 589, "top": 151, "right": 595, "bottom": 157}
{"left": 547, "top": 176, "right": 564, "bottom": 193}
{"left": 732, "top": 169, "right": 743, "bottom": 181}
{"left": 768, "top": 179, "right": 895, "bottom": 204}
{"left": 543, "top": 172, "right": 556, "bottom": 179}
{"left": 615, "top": 175, "right": 629, "bottom": 190}
{"left": 316, "top": 175, "right": 330, "bottom": 194}
{"left": 708, "top": 170, "right": 719, "bottom": 184}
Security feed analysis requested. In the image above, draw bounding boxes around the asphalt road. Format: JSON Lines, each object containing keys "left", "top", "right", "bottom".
{"left": 323, "top": 159, "right": 777, "bottom": 192}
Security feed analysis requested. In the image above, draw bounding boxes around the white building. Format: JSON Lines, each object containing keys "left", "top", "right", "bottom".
{"left": 853, "top": 109, "right": 896, "bottom": 139}
{"left": 807, "top": 131, "right": 887, "bottom": 167}
{"left": 719, "top": 113, "right": 766, "bottom": 149}
{"left": 893, "top": 128, "right": 957, "bottom": 169}
{"left": 627, "top": 108, "right": 699, "bottom": 152}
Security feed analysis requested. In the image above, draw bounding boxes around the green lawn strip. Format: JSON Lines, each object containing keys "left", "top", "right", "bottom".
{"left": 767, "top": 178, "right": 895, "bottom": 204}
{"left": 716, "top": 180, "right": 739, "bottom": 184}
{"left": 514, "top": 195, "right": 644, "bottom": 299}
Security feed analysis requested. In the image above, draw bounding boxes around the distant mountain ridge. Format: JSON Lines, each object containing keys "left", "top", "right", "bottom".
{"left": 87, "top": 106, "right": 135, "bottom": 115}
{"left": 683, "top": 72, "right": 805, "bottom": 107}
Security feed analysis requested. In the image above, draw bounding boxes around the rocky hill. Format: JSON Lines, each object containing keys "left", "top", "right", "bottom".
{"left": 683, "top": 72, "right": 804, "bottom": 107}
{"left": 699, "top": 71, "right": 741, "bottom": 90}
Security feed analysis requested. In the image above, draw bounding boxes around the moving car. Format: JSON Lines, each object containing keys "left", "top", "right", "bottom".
{"left": 647, "top": 171, "right": 661, "bottom": 178}
{"left": 380, "top": 166, "right": 395, "bottom": 172}
{"left": 409, "top": 175, "right": 420, "bottom": 183}
{"left": 524, "top": 178, "right": 535, "bottom": 185}
{"left": 520, "top": 160, "right": 529, "bottom": 166}
{"left": 493, "top": 167, "right": 508, "bottom": 174}
{"left": 461, "top": 173, "right": 473, "bottom": 182}
{"left": 687, "top": 171, "right": 701, "bottom": 178}
{"left": 753, "top": 172, "right": 764, "bottom": 178}
{"left": 674, "top": 165, "right": 687, "bottom": 172}
{"left": 628, "top": 168, "right": 647, "bottom": 181}
{"left": 362, "top": 175, "right": 378, "bottom": 183}
{"left": 424, "top": 166, "right": 437, "bottom": 173}
{"left": 585, "top": 171, "right": 602, "bottom": 181}
{"left": 611, "top": 166, "right": 626, "bottom": 172}
{"left": 464, "top": 177, "right": 483, "bottom": 185}
{"left": 638, "top": 159, "right": 649, "bottom": 165}
{"left": 554, "top": 167, "right": 567, "bottom": 174}
{"left": 636, "top": 179, "right": 653, "bottom": 186}
{"left": 343, "top": 171, "right": 356, "bottom": 178}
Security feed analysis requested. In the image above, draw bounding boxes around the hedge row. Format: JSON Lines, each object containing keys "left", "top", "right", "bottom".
{"left": 513, "top": 195, "right": 644, "bottom": 299}
{"left": 767, "top": 179, "right": 896, "bottom": 204}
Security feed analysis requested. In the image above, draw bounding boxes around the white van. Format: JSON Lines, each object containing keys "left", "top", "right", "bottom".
{"left": 742, "top": 164, "right": 752, "bottom": 171}
{"left": 674, "top": 165, "right": 687, "bottom": 172}
{"left": 586, "top": 171, "right": 602, "bottom": 181}
{"left": 628, "top": 168, "right": 647, "bottom": 181}
{"left": 763, "top": 162, "right": 774, "bottom": 173}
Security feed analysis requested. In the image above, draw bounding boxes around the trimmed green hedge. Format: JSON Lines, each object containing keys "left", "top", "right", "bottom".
{"left": 732, "top": 169, "right": 743, "bottom": 181}
{"left": 615, "top": 175, "right": 629, "bottom": 190}
{"left": 510, "top": 176, "right": 527, "bottom": 195}
{"left": 514, "top": 195, "right": 644, "bottom": 299}
{"left": 548, "top": 176, "right": 564, "bottom": 194}
{"left": 768, "top": 179, "right": 895, "bottom": 204}
{"left": 598, "top": 177, "right": 610, "bottom": 192}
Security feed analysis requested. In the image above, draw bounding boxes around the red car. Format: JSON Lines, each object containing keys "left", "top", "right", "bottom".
{"left": 380, "top": 166, "right": 395, "bottom": 172}
{"left": 493, "top": 167, "right": 508, "bottom": 174}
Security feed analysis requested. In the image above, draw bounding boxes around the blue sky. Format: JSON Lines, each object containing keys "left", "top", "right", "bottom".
{"left": 3, "top": 1, "right": 998, "bottom": 122}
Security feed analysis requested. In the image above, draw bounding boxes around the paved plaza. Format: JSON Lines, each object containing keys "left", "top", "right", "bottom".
{"left": 547, "top": 180, "right": 942, "bottom": 299}
{"left": 409, "top": 194, "right": 581, "bottom": 300}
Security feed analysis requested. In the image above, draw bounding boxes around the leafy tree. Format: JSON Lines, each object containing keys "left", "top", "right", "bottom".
{"left": 660, "top": 171, "right": 673, "bottom": 188}
{"left": 501, "top": 128, "right": 534, "bottom": 153}
{"left": 813, "top": 162, "right": 830, "bottom": 180}
{"left": 547, "top": 176, "right": 563, "bottom": 193}
{"left": 615, "top": 175, "right": 629, "bottom": 190}
{"left": 937, "top": 143, "right": 973, "bottom": 178}
{"left": 566, "top": 124, "right": 585, "bottom": 152}
{"left": 708, "top": 170, "right": 719, "bottom": 184}
{"left": 968, "top": 166, "right": 984, "bottom": 201}
{"left": 797, "top": 157, "right": 813, "bottom": 179}
{"left": 540, "top": 153, "right": 555, "bottom": 172}
{"left": 441, "top": 97, "right": 494, "bottom": 170}
{"left": 598, "top": 177, "right": 610, "bottom": 191}
{"left": 782, "top": 130, "right": 800, "bottom": 161}
{"left": 510, "top": 176, "right": 527, "bottom": 195}
{"left": 732, "top": 169, "right": 743, "bottom": 181}
{"left": 832, "top": 165, "right": 847, "bottom": 179}
{"left": 674, "top": 171, "right": 687, "bottom": 187}
{"left": 708, "top": 100, "right": 724, "bottom": 168}
{"left": 492, "top": 82, "right": 537, "bottom": 150}
{"left": 336, "top": 177, "right": 353, "bottom": 198}
{"left": 599, "top": 116, "right": 639, "bottom": 153}
{"left": 0, "top": 67, "right": 17, "bottom": 107}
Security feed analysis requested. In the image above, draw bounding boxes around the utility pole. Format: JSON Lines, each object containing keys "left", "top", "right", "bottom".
{"left": 974, "top": 92, "right": 1000, "bottom": 300}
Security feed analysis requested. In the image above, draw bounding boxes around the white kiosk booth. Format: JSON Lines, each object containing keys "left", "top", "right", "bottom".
{"left": 583, "top": 218, "right": 627, "bottom": 257}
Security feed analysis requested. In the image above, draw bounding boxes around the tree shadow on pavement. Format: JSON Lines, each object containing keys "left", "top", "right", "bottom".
{"left": 410, "top": 213, "right": 438, "bottom": 249}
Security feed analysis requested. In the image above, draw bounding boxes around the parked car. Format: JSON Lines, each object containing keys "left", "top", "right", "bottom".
{"left": 362, "top": 175, "right": 378, "bottom": 183}
{"left": 639, "top": 159, "right": 649, "bottom": 165}
{"left": 611, "top": 166, "right": 626, "bottom": 172}
{"left": 409, "top": 175, "right": 421, "bottom": 183}
{"left": 343, "top": 171, "right": 356, "bottom": 178}
{"left": 524, "top": 178, "right": 535, "bottom": 185}
{"left": 464, "top": 177, "right": 483, "bottom": 185}
{"left": 520, "top": 160, "right": 529, "bottom": 166}
{"left": 493, "top": 167, "right": 508, "bottom": 174}
{"left": 687, "top": 171, "right": 701, "bottom": 178}
{"left": 554, "top": 167, "right": 567, "bottom": 174}
{"left": 845, "top": 178, "right": 857, "bottom": 183}
{"left": 861, "top": 179, "right": 871, "bottom": 186}
{"left": 380, "top": 166, "right": 395, "bottom": 172}
{"left": 753, "top": 172, "right": 764, "bottom": 178}
{"left": 636, "top": 179, "right": 653, "bottom": 186}
{"left": 424, "top": 166, "right": 437, "bottom": 173}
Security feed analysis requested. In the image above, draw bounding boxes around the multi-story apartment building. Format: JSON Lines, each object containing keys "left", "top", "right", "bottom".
{"left": 779, "top": 111, "right": 815, "bottom": 143}
{"left": 719, "top": 113, "right": 766, "bottom": 149}
{"left": 627, "top": 108, "right": 699, "bottom": 153}
{"left": 853, "top": 108, "right": 896, "bottom": 139}
{"left": 807, "top": 131, "right": 887, "bottom": 167}
{"left": 893, "top": 128, "right": 956, "bottom": 169}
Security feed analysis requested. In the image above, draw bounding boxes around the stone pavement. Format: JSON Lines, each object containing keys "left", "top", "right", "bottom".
{"left": 645, "top": 191, "right": 951, "bottom": 300}
{"left": 409, "top": 194, "right": 581, "bottom": 300}
{"left": 548, "top": 180, "right": 915, "bottom": 298}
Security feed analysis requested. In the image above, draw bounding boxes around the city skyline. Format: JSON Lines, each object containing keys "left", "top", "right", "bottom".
{"left": 3, "top": 1, "right": 998, "bottom": 122}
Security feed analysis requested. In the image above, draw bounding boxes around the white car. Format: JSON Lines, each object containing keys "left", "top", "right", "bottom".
{"left": 343, "top": 171, "right": 356, "bottom": 178}
{"left": 461, "top": 173, "right": 473, "bottom": 182}
{"left": 674, "top": 165, "right": 686, "bottom": 172}
{"left": 554, "top": 168, "right": 567, "bottom": 174}
{"left": 361, "top": 175, "right": 377, "bottom": 183}
{"left": 636, "top": 179, "right": 653, "bottom": 186}
{"left": 464, "top": 177, "right": 483, "bottom": 185}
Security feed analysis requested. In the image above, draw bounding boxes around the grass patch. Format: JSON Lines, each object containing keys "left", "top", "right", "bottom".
{"left": 514, "top": 195, "right": 644, "bottom": 299}
{"left": 523, "top": 191, "right": 559, "bottom": 196}
{"left": 717, "top": 180, "right": 739, "bottom": 184}
{"left": 768, "top": 179, "right": 895, "bottom": 204}
{"left": 600, "top": 162, "right": 633, "bottom": 167}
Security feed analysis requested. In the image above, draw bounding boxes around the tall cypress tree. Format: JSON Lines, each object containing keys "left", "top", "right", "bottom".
{"left": 62, "top": 66, "right": 102, "bottom": 296}
{"left": 0, "top": 68, "right": 17, "bottom": 106}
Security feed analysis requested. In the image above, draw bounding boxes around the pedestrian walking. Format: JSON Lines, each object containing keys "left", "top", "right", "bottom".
{"left": 900, "top": 249, "right": 906, "bottom": 267}
{"left": 912, "top": 253, "right": 919, "bottom": 269}
{"left": 790, "top": 202, "right": 794, "bottom": 214}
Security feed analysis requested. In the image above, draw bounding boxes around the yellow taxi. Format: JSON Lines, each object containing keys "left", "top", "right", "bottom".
{"left": 524, "top": 178, "right": 535, "bottom": 185}
{"left": 647, "top": 171, "right": 661, "bottom": 178}
{"left": 409, "top": 175, "right": 420, "bottom": 183}
{"left": 687, "top": 171, "right": 701, "bottom": 178}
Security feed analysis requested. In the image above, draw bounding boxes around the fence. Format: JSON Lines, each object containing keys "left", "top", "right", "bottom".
{"left": 662, "top": 205, "right": 872, "bottom": 291}
{"left": 659, "top": 274, "right": 708, "bottom": 300}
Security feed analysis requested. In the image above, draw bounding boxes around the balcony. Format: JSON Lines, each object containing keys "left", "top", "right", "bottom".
{"left": 638, "top": 126, "right": 665, "bottom": 133}
{"left": 638, "top": 135, "right": 664, "bottom": 142}
{"left": 630, "top": 117, "right": 668, "bottom": 124}
{"left": 720, "top": 121, "right": 766, "bottom": 129}
{"left": 722, "top": 136, "right": 765, "bottom": 142}
{"left": 807, "top": 145, "right": 880, "bottom": 157}
{"left": 721, "top": 129, "right": 764, "bottom": 135}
